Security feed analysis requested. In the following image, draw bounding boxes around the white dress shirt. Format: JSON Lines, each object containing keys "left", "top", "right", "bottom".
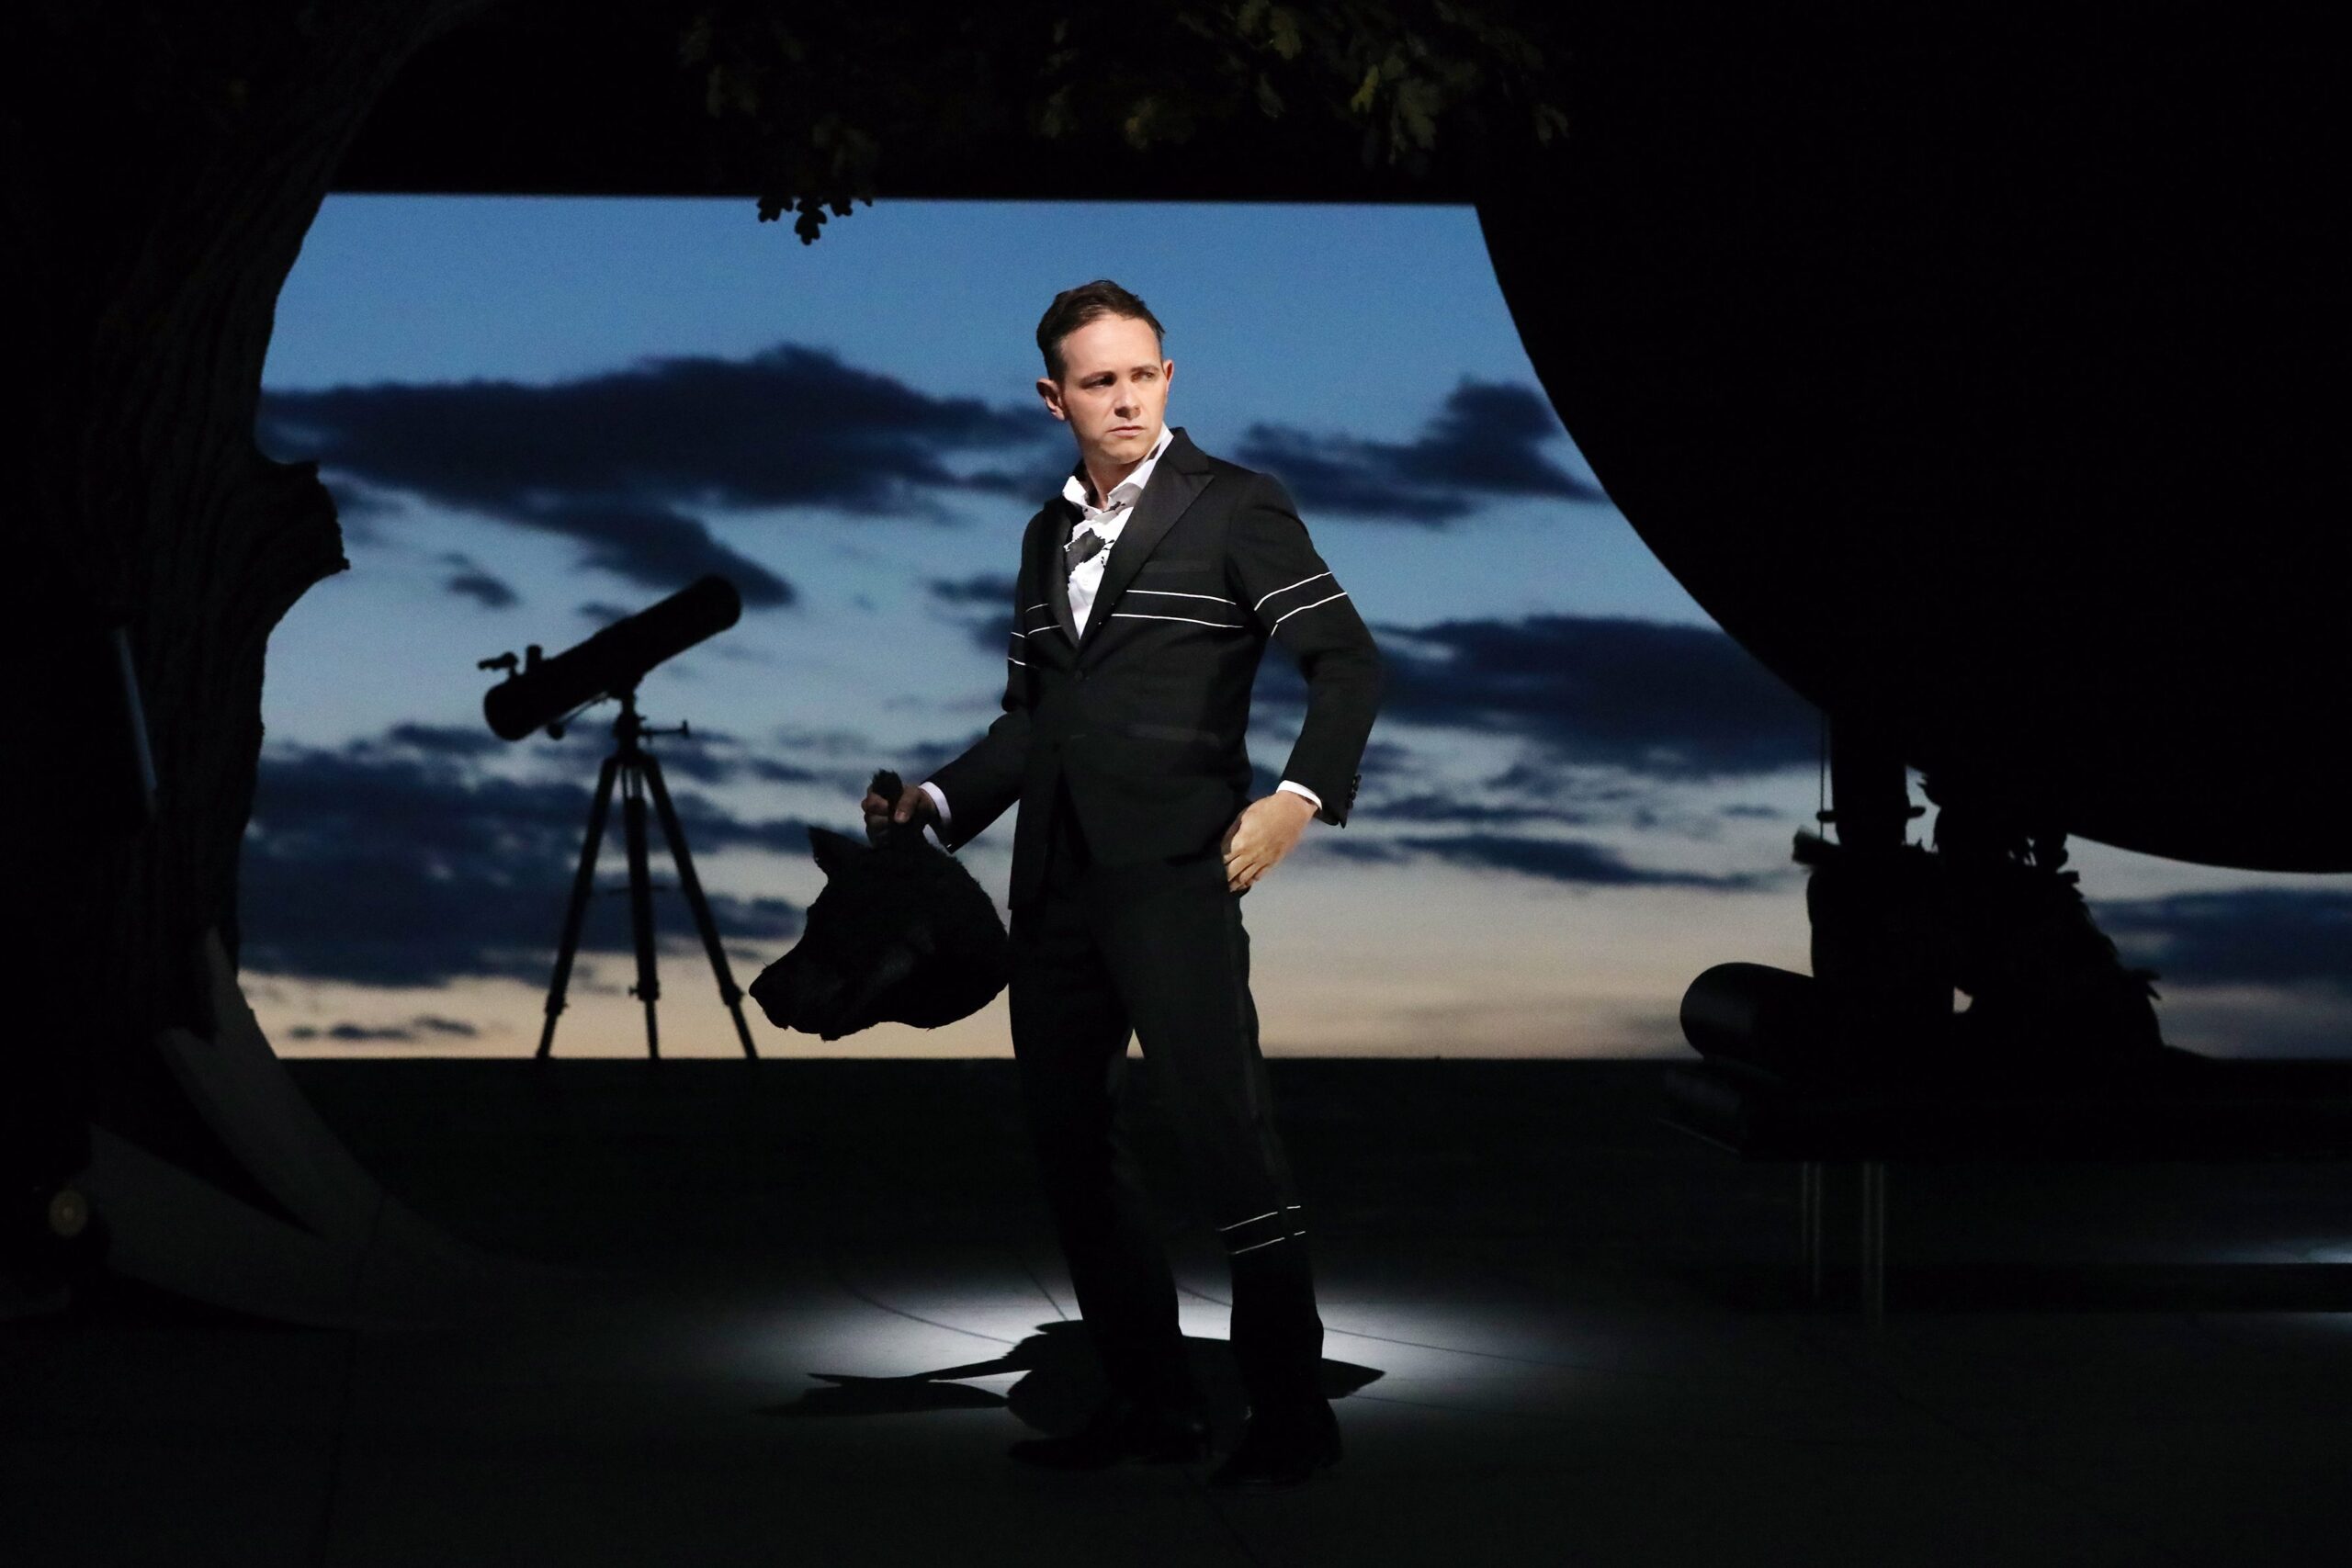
{"left": 1065, "top": 422, "right": 1171, "bottom": 637}
{"left": 919, "top": 423, "right": 1323, "bottom": 833}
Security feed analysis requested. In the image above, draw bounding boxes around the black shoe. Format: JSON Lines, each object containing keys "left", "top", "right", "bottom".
{"left": 1207, "top": 1400, "right": 1341, "bottom": 1488}
{"left": 1006, "top": 1393, "right": 1211, "bottom": 1471}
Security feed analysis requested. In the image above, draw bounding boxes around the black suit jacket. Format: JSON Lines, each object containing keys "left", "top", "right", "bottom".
{"left": 927, "top": 425, "right": 1383, "bottom": 910}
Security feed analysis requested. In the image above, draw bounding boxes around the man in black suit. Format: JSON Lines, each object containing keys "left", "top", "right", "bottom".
{"left": 864, "top": 279, "right": 1380, "bottom": 1487}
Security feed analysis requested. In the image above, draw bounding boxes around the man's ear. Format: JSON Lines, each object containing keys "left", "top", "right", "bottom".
{"left": 1035, "top": 377, "right": 1066, "bottom": 420}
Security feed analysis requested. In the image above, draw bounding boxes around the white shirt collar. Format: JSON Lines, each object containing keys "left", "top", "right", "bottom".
{"left": 1062, "top": 423, "right": 1174, "bottom": 517}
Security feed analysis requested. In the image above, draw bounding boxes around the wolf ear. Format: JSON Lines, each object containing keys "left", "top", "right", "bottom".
{"left": 808, "top": 826, "right": 869, "bottom": 879}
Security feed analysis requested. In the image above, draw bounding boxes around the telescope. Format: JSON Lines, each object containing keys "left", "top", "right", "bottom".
{"left": 477, "top": 573, "right": 758, "bottom": 1060}
{"left": 479, "top": 574, "right": 741, "bottom": 740}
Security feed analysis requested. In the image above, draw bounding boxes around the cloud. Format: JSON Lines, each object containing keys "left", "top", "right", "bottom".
{"left": 524, "top": 501, "right": 795, "bottom": 606}
{"left": 727, "top": 727, "right": 911, "bottom": 798}
{"left": 1340, "top": 613, "right": 1818, "bottom": 780}
{"left": 240, "top": 732, "right": 810, "bottom": 988}
{"left": 902, "top": 729, "right": 995, "bottom": 782}
{"left": 322, "top": 478, "right": 403, "bottom": 546}
{"left": 1372, "top": 793, "right": 1596, "bottom": 827}
{"left": 438, "top": 550, "right": 519, "bottom": 610}
{"left": 745, "top": 757, "right": 826, "bottom": 784}
{"left": 258, "top": 342, "right": 1057, "bottom": 604}
{"left": 1233, "top": 379, "right": 1602, "bottom": 524}
{"left": 372, "top": 722, "right": 503, "bottom": 760}
{"left": 1355, "top": 738, "right": 1419, "bottom": 777}
{"left": 1320, "top": 831, "right": 1770, "bottom": 888}
{"left": 322, "top": 476, "right": 399, "bottom": 518}
{"left": 927, "top": 572, "right": 1022, "bottom": 654}
{"left": 579, "top": 725, "right": 824, "bottom": 787}
{"left": 285, "top": 1015, "right": 481, "bottom": 1043}
{"left": 927, "top": 572, "right": 1019, "bottom": 607}
{"left": 2093, "top": 889, "right": 2352, "bottom": 995}
{"left": 259, "top": 342, "right": 1042, "bottom": 513}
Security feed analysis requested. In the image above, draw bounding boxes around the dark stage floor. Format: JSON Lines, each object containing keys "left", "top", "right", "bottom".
{"left": 6, "top": 1058, "right": 2350, "bottom": 1566}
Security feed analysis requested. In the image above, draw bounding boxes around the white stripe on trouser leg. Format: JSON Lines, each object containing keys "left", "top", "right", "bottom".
{"left": 1223, "top": 1202, "right": 1305, "bottom": 1254}
{"left": 1230, "top": 1233, "right": 1294, "bottom": 1255}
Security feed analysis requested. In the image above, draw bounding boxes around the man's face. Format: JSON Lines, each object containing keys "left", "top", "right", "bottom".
{"left": 1037, "top": 313, "right": 1173, "bottom": 477}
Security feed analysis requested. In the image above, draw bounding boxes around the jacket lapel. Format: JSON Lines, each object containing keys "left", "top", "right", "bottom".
{"left": 1076, "top": 425, "right": 1215, "bottom": 659}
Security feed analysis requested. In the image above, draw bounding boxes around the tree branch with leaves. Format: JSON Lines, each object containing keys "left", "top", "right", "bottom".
{"left": 680, "top": 2, "right": 1567, "bottom": 242}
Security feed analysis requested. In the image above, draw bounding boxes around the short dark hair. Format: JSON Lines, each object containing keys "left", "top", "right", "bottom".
{"left": 1036, "top": 279, "right": 1165, "bottom": 383}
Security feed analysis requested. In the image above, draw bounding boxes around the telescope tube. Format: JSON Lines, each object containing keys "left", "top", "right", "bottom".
{"left": 484, "top": 574, "right": 742, "bottom": 740}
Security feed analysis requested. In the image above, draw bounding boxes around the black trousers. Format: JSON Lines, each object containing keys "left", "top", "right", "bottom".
{"left": 1008, "top": 775, "right": 1327, "bottom": 1414}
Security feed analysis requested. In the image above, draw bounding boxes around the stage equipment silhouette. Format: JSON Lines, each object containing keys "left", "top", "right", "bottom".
{"left": 478, "top": 577, "right": 755, "bottom": 1060}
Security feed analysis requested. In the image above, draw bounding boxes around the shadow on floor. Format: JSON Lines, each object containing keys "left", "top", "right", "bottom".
{"left": 763, "top": 1317, "right": 1384, "bottom": 1437}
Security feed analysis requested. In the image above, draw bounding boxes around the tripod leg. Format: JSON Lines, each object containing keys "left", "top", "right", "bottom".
{"left": 621, "top": 763, "right": 662, "bottom": 1059}
{"left": 538, "top": 754, "right": 620, "bottom": 1060}
{"left": 641, "top": 752, "right": 759, "bottom": 1059}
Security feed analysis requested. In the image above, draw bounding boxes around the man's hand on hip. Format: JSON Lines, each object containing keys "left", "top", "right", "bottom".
{"left": 1221, "top": 791, "right": 1317, "bottom": 892}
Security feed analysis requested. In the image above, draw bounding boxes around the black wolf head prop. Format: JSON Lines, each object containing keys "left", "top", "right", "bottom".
{"left": 749, "top": 771, "right": 1009, "bottom": 1041}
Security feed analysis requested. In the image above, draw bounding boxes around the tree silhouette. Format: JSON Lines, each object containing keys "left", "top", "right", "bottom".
{"left": 681, "top": 3, "right": 1564, "bottom": 240}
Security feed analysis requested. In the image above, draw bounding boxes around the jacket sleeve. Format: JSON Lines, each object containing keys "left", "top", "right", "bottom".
{"left": 921, "top": 520, "right": 1040, "bottom": 852}
{"left": 1228, "top": 472, "right": 1382, "bottom": 825}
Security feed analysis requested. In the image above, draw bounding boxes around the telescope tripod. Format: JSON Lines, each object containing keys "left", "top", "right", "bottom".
{"left": 537, "top": 688, "right": 757, "bottom": 1060}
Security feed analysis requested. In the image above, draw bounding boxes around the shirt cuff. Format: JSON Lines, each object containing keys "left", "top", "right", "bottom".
{"left": 917, "top": 779, "right": 952, "bottom": 830}
{"left": 1275, "top": 779, "right": 1323, "bottom": 812}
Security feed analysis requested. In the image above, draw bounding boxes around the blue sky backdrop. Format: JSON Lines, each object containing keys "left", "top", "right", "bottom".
{"left": 245, "top": 195, "right": 2348, "bottom": 1057}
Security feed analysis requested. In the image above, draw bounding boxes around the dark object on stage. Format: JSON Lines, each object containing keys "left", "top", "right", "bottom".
{"left": 1477, "top": 42, "right": 2344, "bottom": 874}
{"left": 530, "top": 684, "right": 757, "bottom": 1062}
{"left": 1682, "top": 957, "right": 2163, "bottom": 1092}
{"left": 1681, "top": 963, "right": 1837, "bottom": 1082}
{"left": 1664, "top": 1049, "right": 2352, "bottom": 1166}
{"left": 1692, "top": 829, "right": 2168, "bottom": 1087}
{"left": 749, "top": 771, "right": 1010, "bottom": 1042}
{"left": 478, "top": 578, "right": 758, "bottom": 1060}
{"left": 1476, "top": 41, "right": 2345, "bottom": 1081}
{"left": 480, "top": 575, "right": 741, "bottom": 741}
{"left": 35, "top": 617, "right": 159, "bottom": 840}
{"left": 1658, "top": 1049, "right": 2352, "bottom": 1325}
